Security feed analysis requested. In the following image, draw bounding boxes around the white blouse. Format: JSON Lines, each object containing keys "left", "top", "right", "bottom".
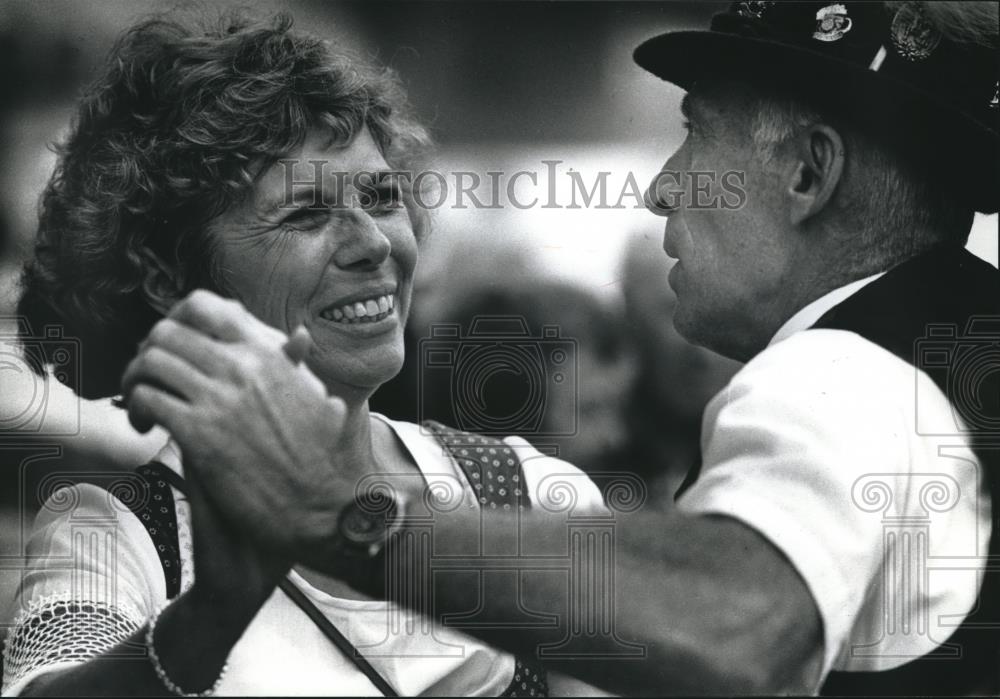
{"left": 2, "top": 414, "right": 607, "bottom": 696}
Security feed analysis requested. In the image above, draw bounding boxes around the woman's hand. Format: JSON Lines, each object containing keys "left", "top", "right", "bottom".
{"left": 185, "top": 464, "right": 289, "bottom": 607}
{"left": 121, "top": 290, "right": 360, "bottom": 562}
{"left": 143, "top": 468, "right": 288, "bottom": 696}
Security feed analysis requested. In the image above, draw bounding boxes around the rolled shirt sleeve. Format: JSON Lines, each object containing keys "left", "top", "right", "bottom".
{"left": 677, "top": 329, "right": 987, "bottom": 680}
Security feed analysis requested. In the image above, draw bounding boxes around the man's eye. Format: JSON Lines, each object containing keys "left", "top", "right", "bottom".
{"left": 681, "top": 119, "right": 692, "bottom": 132}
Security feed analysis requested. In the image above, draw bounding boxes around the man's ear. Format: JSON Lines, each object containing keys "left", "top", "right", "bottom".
{"left": 785, "top": 123, "right": 845, "bottom": 226}
{"left": 139, "top": 247, "right": 185, "bottom": 316}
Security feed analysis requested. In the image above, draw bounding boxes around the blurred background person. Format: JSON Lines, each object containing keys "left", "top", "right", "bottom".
{"left": 400, "top": 238, "right": 636, "bottom": 474}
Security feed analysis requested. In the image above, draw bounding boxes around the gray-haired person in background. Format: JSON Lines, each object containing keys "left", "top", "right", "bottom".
{"left": 109, "top": 1, "right": 999, "bottom": 695}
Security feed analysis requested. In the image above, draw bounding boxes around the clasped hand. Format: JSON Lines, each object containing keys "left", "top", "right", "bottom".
{"left": 121, "top": 290, "right": 357, "bottom": 575}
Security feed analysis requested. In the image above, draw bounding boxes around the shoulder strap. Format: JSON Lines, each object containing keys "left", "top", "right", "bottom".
{"left": 130, "top": 462, "right": 183, "bottom": 599}
{"left": 127, "top": 462, "right": 399, "bottom": 696}
{"left": 421, "top": 420, "right": 533, "bottom": 511}
{"left": 276, "top": 579, "right": 398, "bottom": 696}
{"left": 421, "top": 421, "right": 550, "bottom": 698}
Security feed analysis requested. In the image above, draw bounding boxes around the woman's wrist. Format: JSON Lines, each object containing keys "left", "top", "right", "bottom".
{"left": 147, "top": 602, "right": 228, "bottom": 696}
{"left": 149, "top": 585, "right": 270, "bottom": 694}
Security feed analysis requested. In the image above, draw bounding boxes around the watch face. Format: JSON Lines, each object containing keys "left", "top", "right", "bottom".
{"left": 339, "top": 497, "right": 397, "bottom": 547}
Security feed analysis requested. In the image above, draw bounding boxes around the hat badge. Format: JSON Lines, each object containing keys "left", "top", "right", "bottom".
{"left": 813, "top": 4, "right": 852, "bottom": 42}
{"left": 736, "top": 1, "right": 774, "bottom": 20}
{"left": 890, "top": 3, "right": 941, "bottom": 61}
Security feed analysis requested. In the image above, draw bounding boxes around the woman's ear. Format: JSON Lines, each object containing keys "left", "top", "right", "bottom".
{"left": 139, "top": 247, "right": 185, "bottom": 316}
{"left": 785, "top": 123, "right": 846, "bottom": 226}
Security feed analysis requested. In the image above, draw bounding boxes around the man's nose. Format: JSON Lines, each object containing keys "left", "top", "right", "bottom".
{"left": 332, "top": 212, "right": 392, "bottom": 271}
{"left": 644, "top": 152, "right": 687, "bottom": 217}
{"left": 644, "top": 172, "right": 683, "bottom": 216}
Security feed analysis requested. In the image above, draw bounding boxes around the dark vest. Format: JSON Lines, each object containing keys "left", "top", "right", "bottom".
{"left": 676, "top": 245, "right": 999, "bottom": 694}
{"left": 812, "top": 246, "right": 1000, "bottom": 695}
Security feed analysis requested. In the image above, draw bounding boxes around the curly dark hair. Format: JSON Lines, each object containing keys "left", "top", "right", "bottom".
{"left": 18, "top": 11, "right": 430, "bottom": 399}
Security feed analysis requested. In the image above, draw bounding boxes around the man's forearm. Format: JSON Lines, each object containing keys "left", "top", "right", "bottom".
{"left": 345, "top": 506, "right": 823, "bottom": 695}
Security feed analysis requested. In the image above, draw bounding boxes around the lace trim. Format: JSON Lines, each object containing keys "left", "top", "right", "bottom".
{"left": 2, "top": 593, "right": 146, "bottom": 693}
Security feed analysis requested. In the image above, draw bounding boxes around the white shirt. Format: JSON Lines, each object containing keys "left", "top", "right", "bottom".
{"left": 2, "top": 414, "right": 607, "bottom": 696}
{"left": 678, "top": 279, "right": 991, "bottom": 689}
{"left": 768, "top": 272, "right": 884, "bottom": 346}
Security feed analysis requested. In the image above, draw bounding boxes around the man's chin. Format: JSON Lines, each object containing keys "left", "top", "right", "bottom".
{"left": 673, "top": 307, "right": 727, "bottom": 357}
{"left": 671, "top": 306, "right": 699, "bottom": 345}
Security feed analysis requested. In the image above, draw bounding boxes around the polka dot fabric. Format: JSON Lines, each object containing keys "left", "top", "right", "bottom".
{"left": 421, "top": 421, "right": 529, "bottom": 513}
{"left": 130, "top": 463, "right": 182, "bottom": 599}
{"left": 422, "top": 421, "right": 549, "bottom": 698}
{"left": 501, "top": 656, "right": 550, "bottom": 698}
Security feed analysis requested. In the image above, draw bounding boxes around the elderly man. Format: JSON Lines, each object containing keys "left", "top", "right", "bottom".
{"left": 123, "top": 1, "right": 998, "bottom": 695}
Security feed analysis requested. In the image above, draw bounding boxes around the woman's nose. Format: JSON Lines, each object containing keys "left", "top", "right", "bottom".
{"left": 332, "top": 211, "right": 392, "bottom": 271}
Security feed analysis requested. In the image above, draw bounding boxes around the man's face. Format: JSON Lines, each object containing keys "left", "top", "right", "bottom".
{"left": 646, "top": 85, "right": 789, "bottom": 361}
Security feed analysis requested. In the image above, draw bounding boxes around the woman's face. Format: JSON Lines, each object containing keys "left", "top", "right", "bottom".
{"left": 208, "top": 127, "right": 418, "bottom": 396}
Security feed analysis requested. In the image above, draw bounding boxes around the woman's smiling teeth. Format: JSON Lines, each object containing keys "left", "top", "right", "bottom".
{"left": 321, "top": 294, "right": 395, "bottom": 323}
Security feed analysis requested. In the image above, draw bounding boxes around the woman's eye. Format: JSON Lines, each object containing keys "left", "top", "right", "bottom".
{"left": 369, "top": 186, "right": 404, "bottom": 217}
{"left": 282, "top": 208, "right": 328, "bottom": 231}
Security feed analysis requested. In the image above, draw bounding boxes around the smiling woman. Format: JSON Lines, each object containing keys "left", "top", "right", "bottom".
{"left": 16, "top": 12, "right": 429, "bottom": 401}
{"left": 3, "top": 12, "right": 603, "bottom": 697}
{"left": 207, "top": 128, "right": 418, "bottom": 396}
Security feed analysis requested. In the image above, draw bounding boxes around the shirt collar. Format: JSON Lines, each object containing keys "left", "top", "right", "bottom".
{"left": 768, "top": 271, "right": 885, "bottom": 347}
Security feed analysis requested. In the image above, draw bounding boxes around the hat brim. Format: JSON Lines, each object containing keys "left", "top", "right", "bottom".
{"left": 634, "top": 31, "right": 1000, "bottom": 213}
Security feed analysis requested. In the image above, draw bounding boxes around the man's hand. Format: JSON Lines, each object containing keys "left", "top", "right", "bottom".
{"left": 121, "top": 290, "right": 357, "bottom": 559}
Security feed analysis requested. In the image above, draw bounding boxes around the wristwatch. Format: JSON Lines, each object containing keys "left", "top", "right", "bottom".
{"left": 331, "top": 490, "right": 405, "bottom": 594}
